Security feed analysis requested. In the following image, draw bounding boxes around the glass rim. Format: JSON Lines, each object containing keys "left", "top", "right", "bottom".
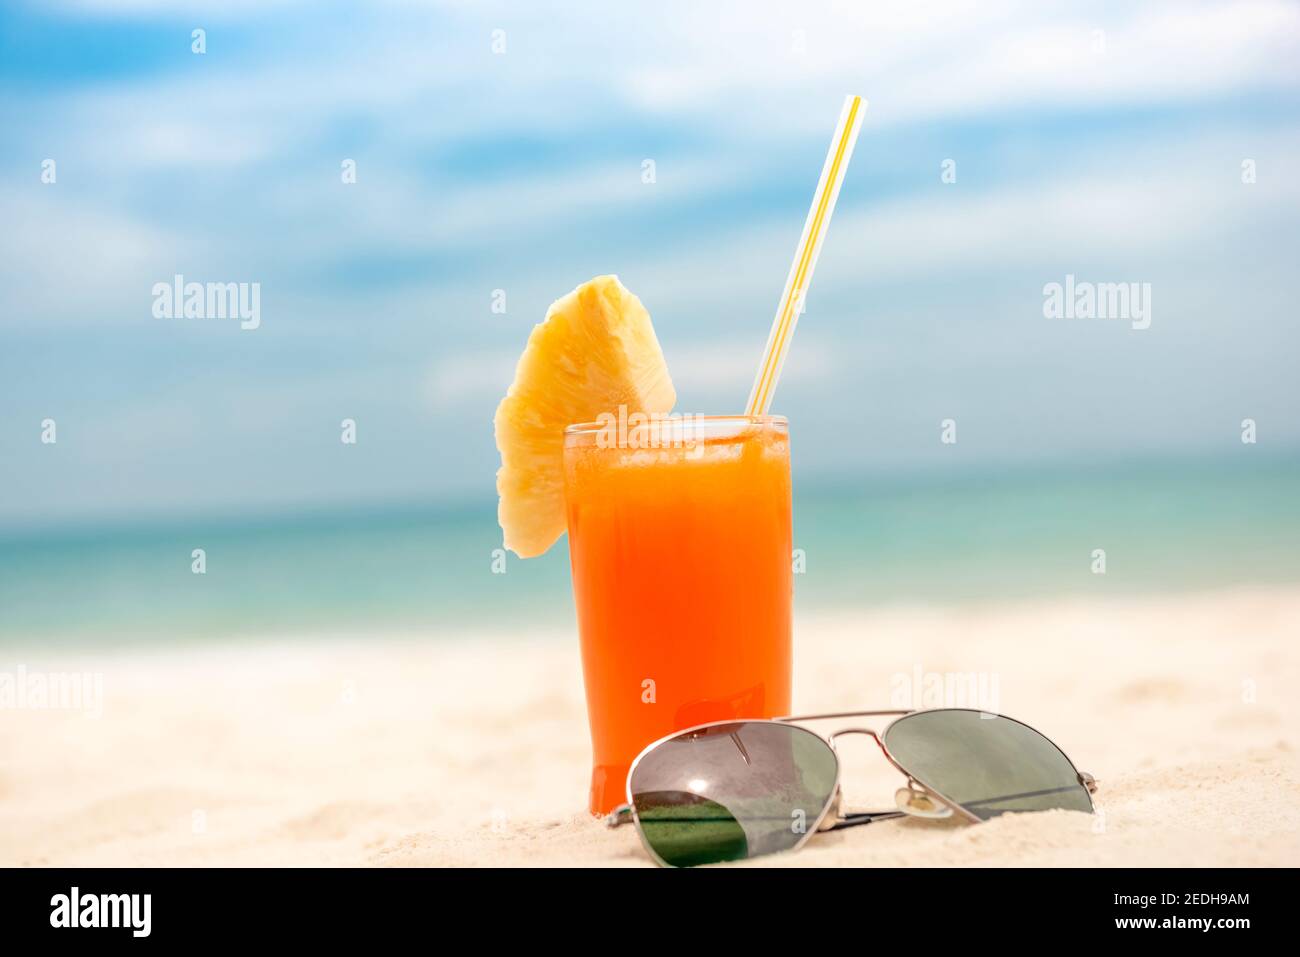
{"left": 563, "top": 413, "right": 787, "bottom": 436}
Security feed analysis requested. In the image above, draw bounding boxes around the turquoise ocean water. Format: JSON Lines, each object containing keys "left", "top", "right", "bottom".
{"left": 1, "top": 454, "right": 1297, "bottom": 648}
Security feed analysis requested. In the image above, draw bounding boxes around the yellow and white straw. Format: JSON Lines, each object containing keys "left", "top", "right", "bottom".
{"left": 745, "top": 94, "right": 866, "bottom": 416}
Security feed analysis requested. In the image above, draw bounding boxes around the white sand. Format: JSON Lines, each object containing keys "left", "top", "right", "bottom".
{"left": 2, "top": 586, "right": 1297, "bottom": 867}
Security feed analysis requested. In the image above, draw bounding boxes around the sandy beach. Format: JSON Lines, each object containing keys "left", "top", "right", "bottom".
{"left": 2, "top": 586, "right": 1297, "bottom": 867}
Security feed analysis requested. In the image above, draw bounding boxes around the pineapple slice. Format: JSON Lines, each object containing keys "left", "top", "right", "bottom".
{"left": 494, "top": 275, "right": 675, "bottom": 558}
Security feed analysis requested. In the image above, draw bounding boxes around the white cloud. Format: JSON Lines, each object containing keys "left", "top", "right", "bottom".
{"left": 426, "top": 351, "right": 516, "bottom": 406}
{"left": 0, "top": 190, "right": 193, "bottom": 323}
{"left": 619, "top": 1, "right": 1300, "bottom": 129}
{"left": 21, "top": 0, "right": 1300, "bottom": 185}
{"left": 609, "top": 124, "right": 1300, "bottom": 326}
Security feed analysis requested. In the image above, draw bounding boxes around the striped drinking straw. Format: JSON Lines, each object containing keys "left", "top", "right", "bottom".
{"left": 745, "top": 94, "right": 866, "bottom": 416}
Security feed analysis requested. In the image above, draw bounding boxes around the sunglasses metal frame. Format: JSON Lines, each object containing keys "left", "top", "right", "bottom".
{"left": 608, "top": 707, "right": 1098, "bottom": 867}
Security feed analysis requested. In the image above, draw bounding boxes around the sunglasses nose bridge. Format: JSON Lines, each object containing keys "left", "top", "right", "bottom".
{"left": 827, "top": 726, "right": 885, "bottom": 752}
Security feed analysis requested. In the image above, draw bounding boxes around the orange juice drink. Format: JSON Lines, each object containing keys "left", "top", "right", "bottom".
{"left": 562, "top": 415, "right": 793, "bottom": 815}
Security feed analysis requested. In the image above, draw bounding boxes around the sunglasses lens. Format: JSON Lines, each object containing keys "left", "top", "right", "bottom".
{"left": 628, "top": 722, "right": 838, "bottom": 867}
{"left": 883, "top": 710, "right": 1092, "bottom": 820}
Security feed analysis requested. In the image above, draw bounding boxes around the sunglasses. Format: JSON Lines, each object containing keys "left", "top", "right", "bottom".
{"left": 606, "top": 708, "right": 1098, "bottom": 867}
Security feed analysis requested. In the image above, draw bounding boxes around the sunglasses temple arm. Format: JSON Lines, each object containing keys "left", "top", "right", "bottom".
{"left": 825, "top": 809, "right": 906, "bottom": 831}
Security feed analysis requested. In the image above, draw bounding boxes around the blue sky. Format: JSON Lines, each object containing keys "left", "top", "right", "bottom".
{"left": 2, "top": 0, "right": 1298, "bottom": 529}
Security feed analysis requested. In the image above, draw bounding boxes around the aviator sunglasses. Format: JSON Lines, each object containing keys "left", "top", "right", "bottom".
{"left": 606, "top": 708, "right": 1098, "bottom": 867}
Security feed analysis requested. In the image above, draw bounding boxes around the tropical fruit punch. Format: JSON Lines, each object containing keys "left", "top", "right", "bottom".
{"left": 495, "top": 276, "right": 793, "bottom": 814}
{"left": 564, "top": 416, "right": 792, "bottom": 813}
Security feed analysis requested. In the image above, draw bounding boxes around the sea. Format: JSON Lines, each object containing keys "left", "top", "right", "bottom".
{"left": 2, "top": 454, "right": 1297, "bottom": 648}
